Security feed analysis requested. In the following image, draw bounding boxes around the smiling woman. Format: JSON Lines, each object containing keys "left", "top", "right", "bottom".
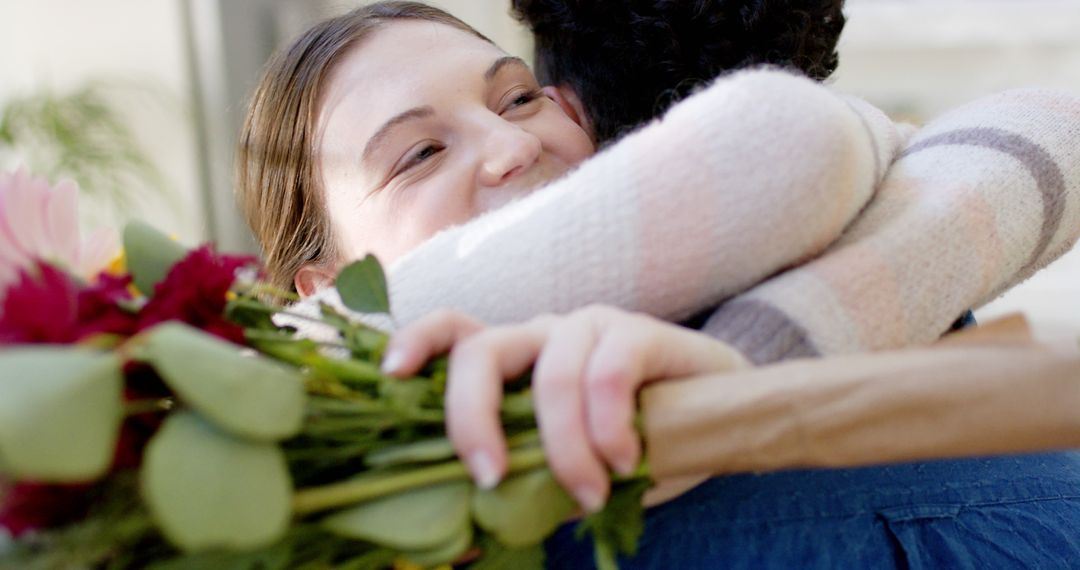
{"left": 235, "top": 2, "right": 592, "bottom": 297}
{"left": 313, "top": 21, "right": 592, "bottom": 278}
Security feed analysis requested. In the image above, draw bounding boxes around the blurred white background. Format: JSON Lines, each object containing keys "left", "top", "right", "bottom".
{"left": 0, "top": 0, "right": 1077, "bottom": 329}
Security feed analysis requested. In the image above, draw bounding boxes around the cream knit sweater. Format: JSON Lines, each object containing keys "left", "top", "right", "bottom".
{"left": 703, "top": 87, "right": 1080, "bottom": 362}
{"left": 298, "top": 69, "right": 1080, "bottom": 364}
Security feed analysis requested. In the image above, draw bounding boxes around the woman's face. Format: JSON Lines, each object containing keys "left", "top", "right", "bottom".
{"left": 315, "top": 20, "right": 595, "bottom": 271}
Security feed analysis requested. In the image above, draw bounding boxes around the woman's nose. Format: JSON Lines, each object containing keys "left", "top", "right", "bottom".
{"left": 477, "top": 123, "right": 542, "bottom": 188}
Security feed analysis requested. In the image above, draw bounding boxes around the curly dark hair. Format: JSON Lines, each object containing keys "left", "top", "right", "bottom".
{"left": 512, "top": 0, "right": 846, "bottom": 145}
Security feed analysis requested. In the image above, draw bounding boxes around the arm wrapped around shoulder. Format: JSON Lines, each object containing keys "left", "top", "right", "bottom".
{"left": 305, "top": 69, "right": 900, "bottom": 331}
{"left": 701, "top": 87, "right": 1080, "bottom": 363}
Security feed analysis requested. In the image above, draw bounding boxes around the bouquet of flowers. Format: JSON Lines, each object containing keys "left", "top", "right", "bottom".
{"left": 0, "top": 170, "right": 651, "bottom": 570}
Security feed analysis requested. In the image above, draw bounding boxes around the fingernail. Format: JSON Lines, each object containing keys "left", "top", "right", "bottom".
{"left": 614, "top": 458, "right": 636, "bottom": 477}
{"left": 574, "top": 486, "right": 604, "bottom": 514}
{"left": 380, "top": 347, "right": 406, "bottom": 374}
{"left": 469, "top": 450, "right": 501, "bottom": 489}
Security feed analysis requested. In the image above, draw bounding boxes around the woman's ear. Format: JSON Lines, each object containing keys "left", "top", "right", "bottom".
{"left": 543, "top": 85, "right": 593, "bottom": 137}
{"left": 294, "top": 264, "right": 337, "bottom": 298}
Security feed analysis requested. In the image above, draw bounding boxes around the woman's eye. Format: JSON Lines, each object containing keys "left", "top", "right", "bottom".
{"left": 503, "top": 89, "right": 541, "bottom": 112}
{"left": 398, "top": 144, "right": 443, "bottom": 174}
{"left": 415, "top": 145, "right": 438, "bottom": 161}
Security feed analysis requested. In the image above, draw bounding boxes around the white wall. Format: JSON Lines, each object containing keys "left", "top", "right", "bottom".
{"left": 0, "top": 0, "right": 205, "bottom": 244}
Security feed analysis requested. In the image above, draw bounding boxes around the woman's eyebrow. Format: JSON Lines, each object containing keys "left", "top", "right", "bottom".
{"left": 485, "top": 56, "right": 528, "bottom": 82}
{"left": 360, "top": 58, "right": 527, "bottom": 165}
{"left": 362, "top": 106, "right": 435, "bottom": 165}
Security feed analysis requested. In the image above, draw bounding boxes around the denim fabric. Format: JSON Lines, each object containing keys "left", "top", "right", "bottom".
{"left": 545, "top": 452, "right": 1080, "bottom": 569}
{"left": 949, "top": 310, "right": 978, "bottom": 332}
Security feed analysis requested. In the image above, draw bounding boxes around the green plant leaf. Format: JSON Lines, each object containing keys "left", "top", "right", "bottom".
{"left": 335, "top": 255, "right": 391, "bottom": 315}
{"left": 365, "top": 437, "right": 457, "bottom": 468}
{"left": 0, "top": 348, "right": 122, "bottom": 481}
{"left": 146, "top": 539, "right": 291, "bottom": 570}
{"left": 574, "top": 478, "right": 652, "bottom": 570}
{"left": 141, "top": 412, "right": 292, "bottom": 552}
{"left": 472, "top": 468, "right": 576, "bottom": 547}
{"left": 140, "top": 322, "right": 304, "bottom": 441}
{"left": 322, "top": 480, "right": 471, "bottom": 551}
{"left": 470, "top": 535, "right": 546, "bottom": 570}
{"left": 400, "top": 523, "right": 473, "bottom": 567}
{"left": 123, "top": 220, "right": 189, "bottom": 294}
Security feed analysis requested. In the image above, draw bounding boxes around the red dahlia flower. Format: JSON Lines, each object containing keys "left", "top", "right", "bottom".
{"left": 0, "top": 481, "right": 94, "bottom": 537}
{"left": 135, "top": 245, "right": 257, "bottom": 345}
{"left": 0, "top": 262, "right": 137, "bottom": 344}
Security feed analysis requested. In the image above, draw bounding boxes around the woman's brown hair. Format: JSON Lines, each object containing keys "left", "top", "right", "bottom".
{"left": 235, "top": 1, "right": 489, "bottom": 293}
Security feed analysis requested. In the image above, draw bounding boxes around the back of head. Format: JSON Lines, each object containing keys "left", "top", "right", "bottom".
{"left": 512, "top": 0, "right": 846, "bottom": 145}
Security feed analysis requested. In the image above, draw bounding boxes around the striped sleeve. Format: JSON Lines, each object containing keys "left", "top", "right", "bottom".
{"left": 702, "top": 88, "right": 1080, "bottom": 364}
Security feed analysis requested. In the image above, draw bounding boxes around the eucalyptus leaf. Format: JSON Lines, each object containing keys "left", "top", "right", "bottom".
{"left": 142, "top": 412, "right": 292, "bottom": 552}
{"left": 365, "top": 437, "right": 456, "bottom": 468}
{"left": 472, "top": 468, "right": 576, "bottom": 547}
{"left": 141, "top": 322, "right": 304, "bottom": 441}
{"left": 399, "top": 523, "right": 472, "bottom": 567}
{"left": 335, "top": 255, "right": 390, "bottom": 315}
{"left": 469, "top": 538, "right": 546, "bottom": 570}
{"left": 575, "top": 478, "right": 652, "bottom": 570}
{"left": 0, "top": 348, "right": 122, "bottom": 481}
{"left": 146, "top": 540, "right": 291, "bottom": 570}
{"left": 123, "top": 220, "right": 189, "bottom": 294}
{"left": 322, "top": 481, "right": 471, "bottom": 550}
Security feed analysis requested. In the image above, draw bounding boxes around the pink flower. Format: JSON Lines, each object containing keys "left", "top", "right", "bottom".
{"left": 0, "top": 168, "right": 119, "bottom": 299}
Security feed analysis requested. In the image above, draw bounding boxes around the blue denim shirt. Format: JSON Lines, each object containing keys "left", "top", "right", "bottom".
{"left": 546, "top": 452, "right": 1080, "bottom": 568}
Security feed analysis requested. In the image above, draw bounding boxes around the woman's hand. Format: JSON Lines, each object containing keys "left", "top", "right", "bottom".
{"left": 380, "top": 305, "right": 749, "bottom": 512}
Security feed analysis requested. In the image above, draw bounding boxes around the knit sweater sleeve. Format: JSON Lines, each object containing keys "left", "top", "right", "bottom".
{"left": 701, "top": 87, "right": 1080, "bottom": 364}
{"left": 303, "top": 69, "right": 899, "bottom": 330}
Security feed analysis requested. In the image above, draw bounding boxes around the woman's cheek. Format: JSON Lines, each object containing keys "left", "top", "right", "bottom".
{"left": 539, "top": 113, "right": 595, "bottom": 164}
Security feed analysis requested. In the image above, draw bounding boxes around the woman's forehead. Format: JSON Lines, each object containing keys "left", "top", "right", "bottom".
{"left": 317, "top": 20, "right": 512, "bottom": 147}
{"left": 332, "top": 20, "right": 504, "bottom": 95}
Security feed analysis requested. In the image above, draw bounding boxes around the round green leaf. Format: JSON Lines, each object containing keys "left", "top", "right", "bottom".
{"left": 473, "top": 469, "right": 576, "bottom": 547}
{"left": 0, "top": 348, "right": 122, "bottom": 481}
{"left": 123, "top": 220, "right": 190, "bottom": 295}
{"left": 335, "top": 255, "right": 391, "bottom": 315}
{"left": 142, "top": 411, "right": 292, "bottom": 552}
{"left": 322, "top": 481, "right": 471, "bottom": 550}
{"left": 400, "top": 523, "right": 473, "bottom": 567}
{"left": 141, "top": 323, "right": 304, "bottom": 441}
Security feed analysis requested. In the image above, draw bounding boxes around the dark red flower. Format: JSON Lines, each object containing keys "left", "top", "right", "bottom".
{"left": 135, "top": 246, "right": 256, "bottom": 345}
{"left": 112, "top": 365, "right": 171, "bottom": 471}
{"left": 0, "top": 481, "right": 94, "bottom": 537}
{"left": 76, "top": 273, "right": 138, "bottom": 339}
{"left": 0, "top": 262, "right": 138, "bottom": 344}
{"left": 0, "top": 262, "right": 80, "bottom": 343}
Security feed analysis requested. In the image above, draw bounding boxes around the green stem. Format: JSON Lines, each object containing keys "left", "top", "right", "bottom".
{"left": 292, "top": 447, "right": 547, "bottom": 515}
{"left": 123, "top": 398, "right": 174, "bottom": 416}
{"left": 229, "top": 298, "right": 332, "bottom": 328}
{"left": 244, "top": 283, "right": 301, "bottom": 303}
{"left": 244, "top": 328, "right": 346, "bottom": 349}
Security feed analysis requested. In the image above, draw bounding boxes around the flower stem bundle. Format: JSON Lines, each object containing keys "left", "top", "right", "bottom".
{"left": 0, "top": 222, "right": 650, "bottom": 570}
